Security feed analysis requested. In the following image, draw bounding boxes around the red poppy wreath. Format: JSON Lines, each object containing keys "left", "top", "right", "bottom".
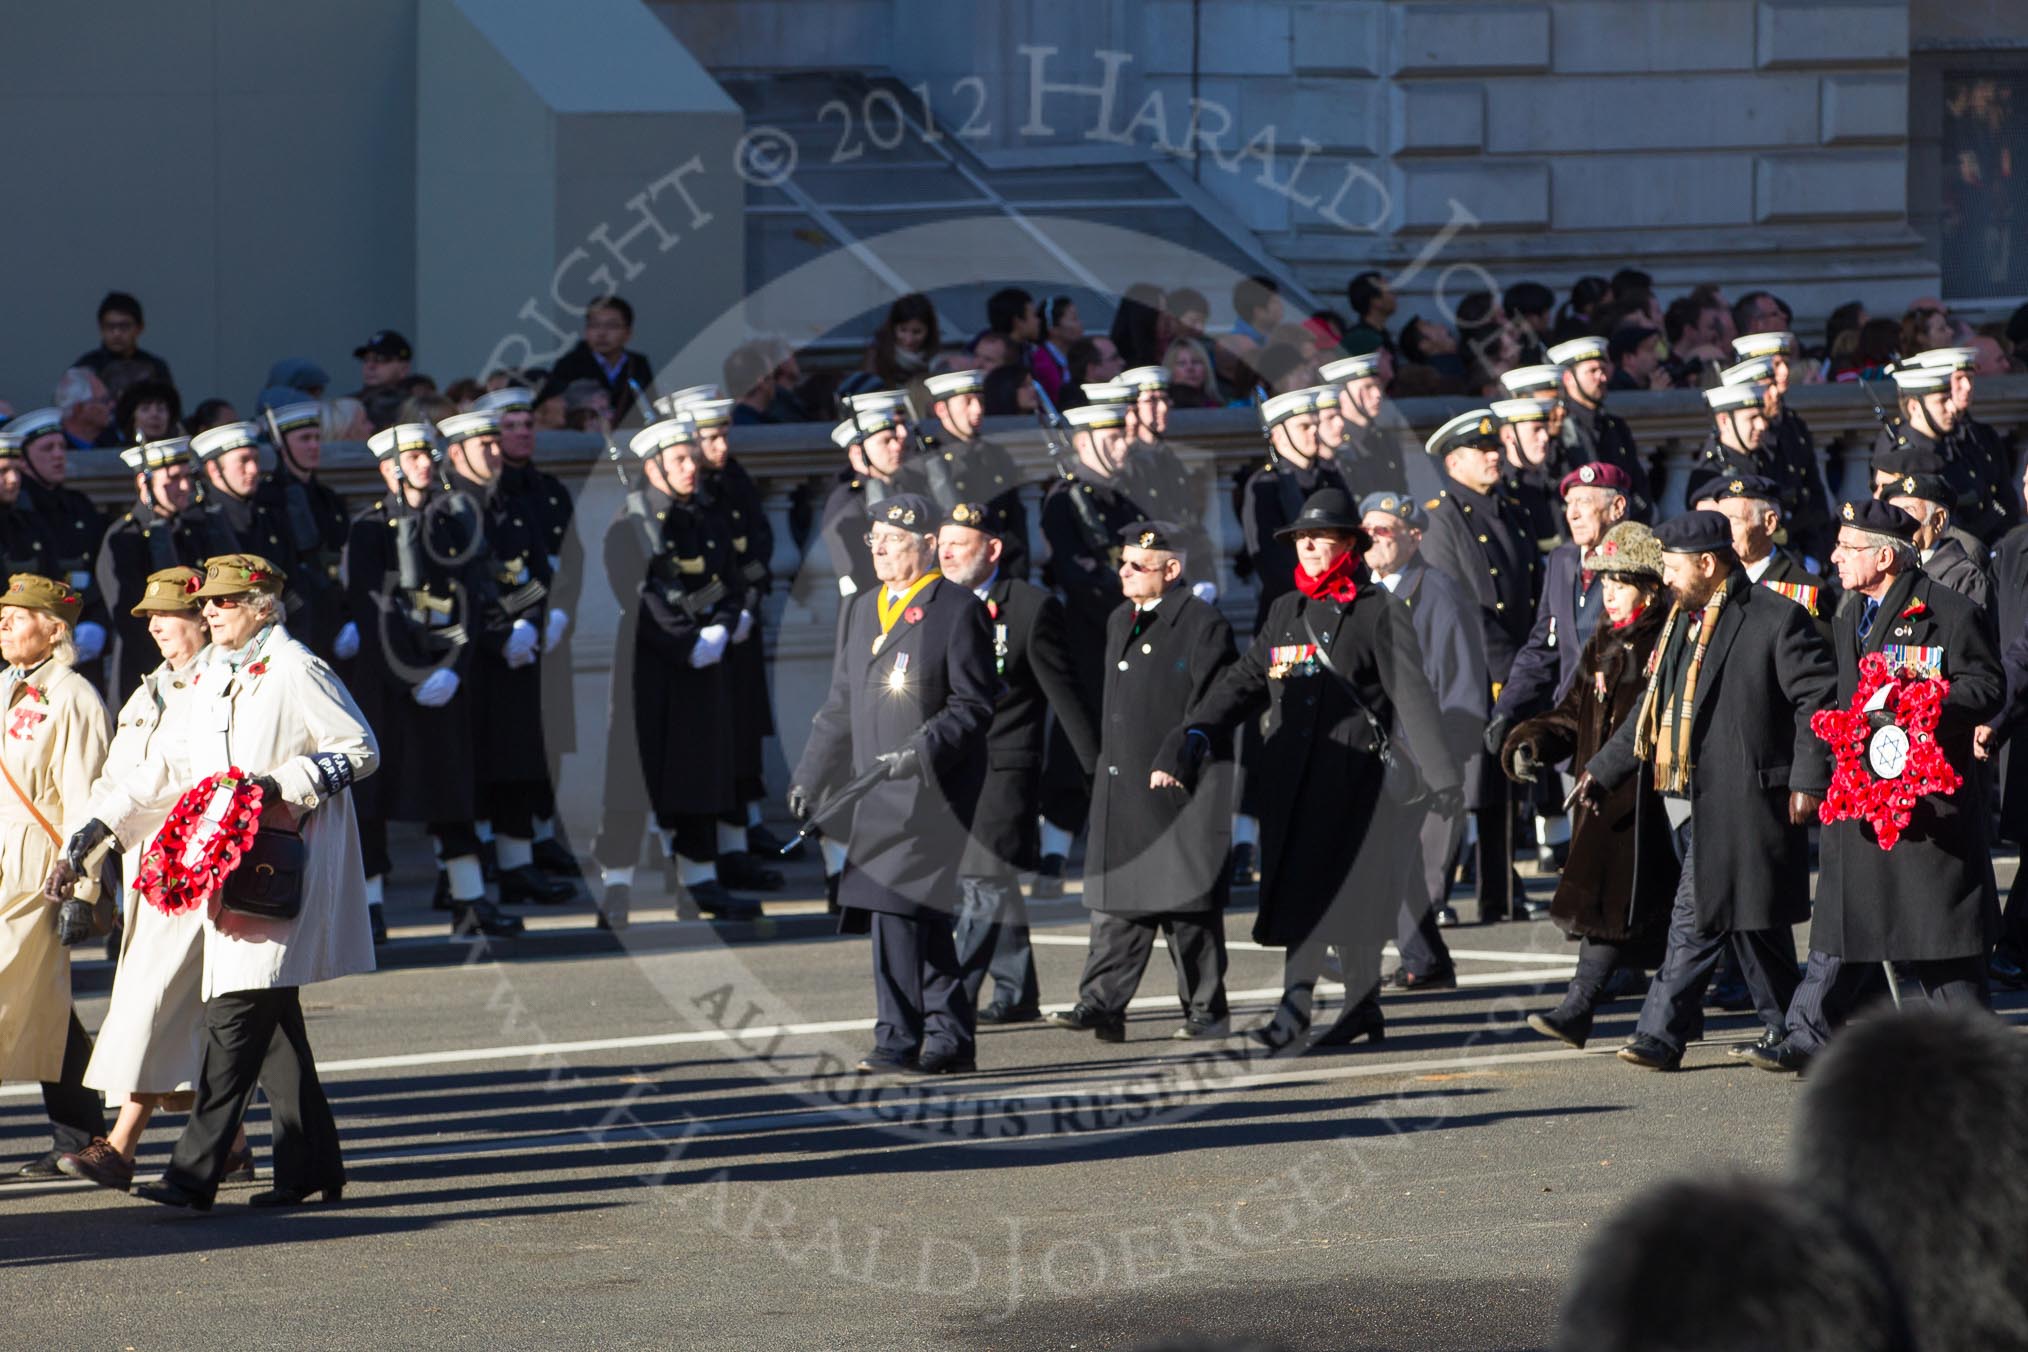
{"left": 1810, "top": 651, "right": 1957, "bottom": 850}
{"left": 134, "top": 767, "right": 267, "bottom": 914}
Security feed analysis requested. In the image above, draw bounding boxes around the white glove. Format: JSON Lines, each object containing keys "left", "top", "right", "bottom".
{"left": 72, "top": 621, "right": 106, "bottom": 663}
{"left": 413, "top": 668, "right": 461, "bottom": 707}
{"left": 689, "top": 623, "right": 730, "bottom": 669}
{"left": 1190, "top": 580, "right": 1218, "bottom": 604}
{"left": 503, "top": 619, "right": 538, "bottom": 665}
{"left": 544, "top": 607, "right": 569, "bottom": 649}
{"left": 333, "top": 621, "right": 360, "bottom": 660}
{"left": 732, "top": 609, "right": 755, "bottom": 644}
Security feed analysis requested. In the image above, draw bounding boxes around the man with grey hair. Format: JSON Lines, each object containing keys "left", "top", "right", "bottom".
{"left": 1884, "top": 468, "right": 1992, "bottom": 611}
{"left": 54, "top": 368, "right": 116, "bottom": 450}
{"left": 1698, "top": 473, "right": 1837, "bottom": 648}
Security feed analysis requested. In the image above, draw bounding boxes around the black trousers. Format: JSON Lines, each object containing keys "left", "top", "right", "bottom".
{"left": 1553, "top": 938, "right": 1625, "bottom": 1019}
{"left": 42, "top": 1008, "right": 105, "bottom": 1153}
{"left": 1785, "top": 949, "right": 1989, "bottom": 1053}
{"left": 1633, "top": 820, "right": 1800, "bottom": 1053}
{"left": 1395, "top": 807, "right": 1461, "bottom": 977}
{"left": 953, "top": 874, "right": 1040, "bottom": 1012}
{"left": 164, "top": 987, "right": 344, "bottom": 1204}
{"left": 479, "top": 777, "right": 551, "bottom": 839}
{"left": 1473, "top": 757, "right": 1513, "bottom": 923}
{"left": 593, "top": 810, "right": 715, "bottom": 870}
{"left": 871, "top": 912, "right": 971, "bottom": 1059}
{"left": 429, "top": 821, "right": 482, "bottom": 858}
{"left": 356, "top": 810, "right": 391, "bottom": 881}
{"left": 1075, "top": 911, "right": 1228, "bottom": 1024}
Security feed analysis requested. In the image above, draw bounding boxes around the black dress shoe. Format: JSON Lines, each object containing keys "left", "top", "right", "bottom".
{"left": 688, "top": 880, "right": 762, "bottom": 921}
{"left": 1228, "top": 842, "right": 1258, "bottom": 887}
{"left": 749, "top": 822, "right": 804, "bottom": 861}
{"left": 432, "top": 870, "right": 453, "bottom": 912}
{"left": 1029, "top": 854, "right": 1066, "bottom": 900}
{"left": 248, "top": 1182, "right": 343, "bottom": 1207}
{"left": 531, "top": 837, "right": 578, "bottom": 876}
{"left": 368, "top": 904, "right": 387, "bottom": 946}
{"left": 1616, "top": 1036, "right": 1682, "bottom": 1071}
{"left": 1245, "top": 1021, "right": 1308, "bottom": 1055}
{"left": 716, "top": 851, "right": 784, "bottom": 892}
{"left": 12, "top": 1149, "right": 63, "bottom": 1180}
{"left": 824, "top": 872, "right": 841, "bottom": 915}
{"left": 1526, "top": 1006, "right": 1593, "bottom": 1049}
{"left": 1172, "top": 1017, "right": 1231, "bottom": 1041}
{"left": 133, "top": 1179, "right": 213, "bottom": 1212}
{"left": 1045, "top": 1004, "right": 1124, "bottom": 1042}
{"left": 1311, "top": 1001, "right": 1385, "bottom": 1047}
{"left": 596, "top": 884, "right": 631, "bottom": 933}
{"left": 1728, "top": 1028, "right": 1785, "bottom": 1059}
{"left": 1518, "top": 899, "right": 1554, "bottom": 921}
{"left": 908, "top": 1049, "right": 978, "bottom": 1075}
{"left": 1385, "top": 966, "right": 1458, "bottom": 993}
{"left": 497, "top": 863, "right": 575, "bottom": 906}
{"left": 451, "top": 899, "right": 525, "bottom": 938}
{"left": 855, "top": 1051, "right": 917, "bottom": 1074}
{"left": 1742, "top": 1038, "right": 1812, "bottom": 1074}
{"left": 980, "top": 1002, "right": 1041, "bottom": 1024}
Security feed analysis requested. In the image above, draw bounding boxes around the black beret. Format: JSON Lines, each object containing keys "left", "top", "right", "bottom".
{"left": 943, "top": 501, "right": 996, "bottom": 534}
{"left": 1871, "top": 443, "right": 1946, "bottom": 477}
{"left": 1837, "top": 497, "right": 1919, "bottom": 542}
{"left": 1881, "top": 472, "right": 1953, "bottom": 506}
{"left": 1119, "top": 520, "right": 1182, "bottom": 551}
{"left": 871, "top": 493, "right": 935, "bottom": 531}
{"left": 1702, "top": 472, "right": 1780, "bottom": 505}
{"left": 1652, "top": 510, "right": 1735, "bottom": 555}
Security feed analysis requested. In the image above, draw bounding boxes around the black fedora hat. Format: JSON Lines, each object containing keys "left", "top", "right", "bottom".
{"left": 1273, "top": 488, "right": 1370, "bottom": 546}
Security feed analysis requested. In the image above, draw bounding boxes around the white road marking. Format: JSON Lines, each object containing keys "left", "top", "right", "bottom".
{"left": 1027, "top": 933, "right": 1580, "bottom": 967}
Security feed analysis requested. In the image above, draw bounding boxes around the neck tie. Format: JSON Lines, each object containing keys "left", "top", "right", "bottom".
{"left": 1858, "top": 597, "right": 1880, "bottom": 641}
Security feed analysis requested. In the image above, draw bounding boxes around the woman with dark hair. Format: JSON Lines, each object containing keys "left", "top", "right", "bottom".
{"left": 864, "top": 292, "right": 941, "bottom": 389}
{"left": 116, "top": 379, "right": 181, "bottom": 445}
{"left": 1552, "top": 276, "right": 1610, "bottom": 344}
{"left": 1832, "top": 317, "right": 1903, "bottom": 383}
{"left": 183, "top": 398, "right": 239, "bottom": 436}
{"left": 1108, "top": 283, "right": 1167, "bottom": 369}
{"left": 1506, "top": 522, "right": 1677, "bottom": 1048}
{"left": 980, "top": 364, "right": 1036, "bottom": 418}
{"left": 1031, "top": 295, "right": 1082, "bottom": 401}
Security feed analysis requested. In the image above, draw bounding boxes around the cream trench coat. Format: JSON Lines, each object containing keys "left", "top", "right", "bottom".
{"left": 0, "top": 662, "right": 110, "bottom": 1081}
{"left": 102, "top": 626, "right": 378, "bottom": 1000}
{"left": 69, "top": 661, "right": 206, "bottom": 1098}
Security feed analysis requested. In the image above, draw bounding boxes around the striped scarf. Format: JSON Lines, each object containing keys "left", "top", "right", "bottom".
{"left": 1634, "top": 584, "right": 1731, "bottom": 795}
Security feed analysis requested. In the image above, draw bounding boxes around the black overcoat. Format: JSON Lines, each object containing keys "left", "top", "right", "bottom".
{"left": 960, "top": 576, "right": 1098, "bottom": 876}
{"left": 705, "top": 456, "right": 775, "bottom": 792}
{"left": 1159, "top": 579, "right": 1461, "bottom": 948}
{"left": 1586, "top": 574, "right": 1837, "bottom": 933}
{"left": 1085, "top": 592, "right": 1236, "bottom": 917}
{"left": 1814, "top": 571, "right": 2003, "bottom": 961}
{"left": 253, "top": 467, "right": 351, "bottom": 663}
{"left": 793, "top": 576, "right": 996, "bottom": 920}
{"left": 456, "top": 469, "right": 558, "bottom": 787}
{"left": 1240, "top": 457, "right": 1348, "bottom": 632}
{"left": 1418, "top": 475, "right": 1536, "bottom": 685}
{"left": 497, "top": 460, "right": 581, "bottom": 756}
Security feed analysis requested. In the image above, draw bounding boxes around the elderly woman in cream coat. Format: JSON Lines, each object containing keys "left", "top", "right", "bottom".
{"left": 0, "top": 575, "right": 111, "bottom": 1174}
{"left": 55, "top": 554, "right": 378, "bottom": 1212}
{"left": 55, "top": 567, "right": 254, "bottom": 1192}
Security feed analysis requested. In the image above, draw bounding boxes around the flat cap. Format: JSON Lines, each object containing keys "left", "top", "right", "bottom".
{"left": 1838, "top": 497, "right": 1919, "bottom": 542}
{"left": 1653, "top": 510, "right": 1734, "bottom": 555}
{"left": 1, "top": 574, "right": 82, "bottom": 625}
{"left": 131, "top": 566, "right": 205, "bottom": 616}
{"left": 191, "top": 553, "right": 287, "bottom": 598}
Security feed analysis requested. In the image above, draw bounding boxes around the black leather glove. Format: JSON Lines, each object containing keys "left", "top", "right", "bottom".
{"left": 1428, "top": 786, "right": 1466, "bottom": 821}
{"left": 787, "top": 785, "right": 813, "bottom": 823}
{"left": 55, "top": 898, "right": 94, "bottom": 948}
{"left": 63, "top": 818, "right": 112, "bottom": 871}
{"left": 249, "top": 774, "right": 283, "bottom": 803}
{"left": 1481, "top": 715, "right": 1511, "bottom": 757}
{"left": 1506, "top": 742, "right": 1539, "bottom": 784}
{"left": 878, "top": 748, "right": 920, "bottom": 781}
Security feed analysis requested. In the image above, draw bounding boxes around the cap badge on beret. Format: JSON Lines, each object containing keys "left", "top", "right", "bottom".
{"left": 952, "top": 502, "right": 982, "bottom": 526}
{"left": 1580, "top": 466, "right": 1597, "bottom": 484}
{"left": 1137, "top": 531, "right": 1157, "bottom": 548}
{"left": 1843, "top": 502, "right": 1856, "bottom": 521}
{"left": 1730, "top": 479, "right": 1744, "bottom": 493}
{"left": 1381, "top": 496, "right": 1396, "bottom": 510}
{"left": 1902, "top": 475, "right": 1917, "bottom": 495}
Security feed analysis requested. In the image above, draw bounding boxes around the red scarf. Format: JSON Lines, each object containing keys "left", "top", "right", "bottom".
{"left": 1611, "top": 604, "right": 1646, "bottom": 631}
{"left": 1293, "top": 554, "right": 1361, "bottom": 604}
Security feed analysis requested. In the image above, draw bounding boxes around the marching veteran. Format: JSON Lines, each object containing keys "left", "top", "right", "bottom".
{"left": 55, "top": 567, "right": 253, "bottom": 1191}
{"left": 50, "top": 554, "right": 379, "bottom": 1210}
{"left": 0, "top": 574, "right": 110, "bottom": 1177}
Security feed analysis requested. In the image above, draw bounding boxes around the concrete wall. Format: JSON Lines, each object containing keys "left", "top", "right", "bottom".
{"left": 0, "top": 0, "right": 418, "bottom": 409}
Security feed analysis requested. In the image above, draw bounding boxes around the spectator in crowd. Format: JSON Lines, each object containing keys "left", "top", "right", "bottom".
{"left": 440, "top": 377, "right": 482, "bottom": 409}
{"left": 114, "top": 379, "right": 181, "bottom": 445}
{"left": 1345, "top": 270, "right": 1398, "bottom": 355}
{"left": 1165, "top": 286, "right": 1210, "bottom": 345}
{"left": 1552, "top": 275, "right": 1610, "bottom": 344}
{"left": 1734, "top": 289, "right": 1791, "bottom": 337}
{"left": 1662, "top": 292, "right": 1729, "bottom": 384}
{"left": 1504, "top": 280, "right": 1555, "bottom": 361}
{"left": 1455, "top": 290, "right": 1505, "bottom": 361}
{"left": 55, "top": 368, "right": 117, "bottom": 449}
{"left": 183, "top": 398, "right": 238, "bottom": 437}
{"left": 1162, "top": 336, "right": 1221, "bottom": 409}
{"left": 1824, "top": 300, "right": 1868, "bottom": 355}
{"left": 561, "top": 379, "right": 612, "bottom": 433}
{"left": 864, "top": 292, "right": 941, "bottom": 389}
{"left": 727, "top": 336, "right": 807, "bottom": 424}
{"left": 1397, "top": 315, "right": 1466, "bottom": 390}
{"left": 979, "top": 364, "right": 1036, "bottom": 417}
{"left": 1610, "top": 268, "right": 1657, "bottom": 317}
{"left": 321, "top": 398, "right": 370, "bottom": 443}
{"left": 1055, "top": 336, "right": 1124, "bottom": 407}
{"left": 967, "top": 330, "right": 1013, "bottom": 371}
{"left": 532, "top": 387, "right": 567, "bottom": 430}
{"left": 1230, "top": 274, "right": 1284, "bottom": 347}
{"left": 73, "top": 291, "right": 173, "bottom": 397}
{"left": 986, "top": 287, "right": 1041, "bottom": 365}
{"left": 1833, "top": 318, "right": 1902, "bottom": 382}
{"left": 539, "top": 295, "right": 654, "bottom": 423}
{"left": 1901, "top": 303, "right": 1956, "bottom": 360}
{"left": 348, "top": 329, "right": 413, "bottom": 432}
{"left": 1970, "top": 333, "right": 2012, "bottom": 376}
{"left": 1690, "top": 282, "right": 1738, "bottom": 349}
{"left": 1032, "top": 294, "right": 1083, "bottom": 401}
{"left": 1109, "top": 283, "right": 1167, "bottom": 368}
{"left": 1608, "top": 326, "right": 1666, "bottom": 392}
{"left": 264, "top": 357, "right": 328, "bottom": 400}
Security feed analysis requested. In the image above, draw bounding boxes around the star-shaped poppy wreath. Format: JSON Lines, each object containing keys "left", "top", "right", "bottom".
{"left": 1810, "top": 651, "right": 1957, "bottom": 850}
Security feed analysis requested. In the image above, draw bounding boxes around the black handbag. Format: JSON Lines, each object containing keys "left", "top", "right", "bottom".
{"left": 220, "top": 828, "right": 307, "bottom": 920}
{"left": 1302, "top": 611, "right": 1430, "bottom": 808}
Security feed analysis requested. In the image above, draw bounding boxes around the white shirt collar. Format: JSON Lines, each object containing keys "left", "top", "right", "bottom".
{"left": 972, "top": 569, "right": 999, "bottom": 602}
{"left": 1376, "top": 570, "right": 1403, "bottom": 593}
{"left": 1744, "top": 554, "right": 1774, "bottom": 583}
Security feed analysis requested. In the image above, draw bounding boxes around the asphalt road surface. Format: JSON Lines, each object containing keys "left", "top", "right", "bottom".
{"left": 3, "top": 853, "right": 2020, "bottom": 1352}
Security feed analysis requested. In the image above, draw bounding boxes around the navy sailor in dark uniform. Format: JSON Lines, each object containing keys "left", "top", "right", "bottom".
{"left": 790, "top": 493, "right": 997, "bottom": 1075}
{"left": 1884, "top": 469, "right": 1994, "bottom": 612}
{"left": 1319, "top": 352, "right": 1411, "bottom": 501}
{"left": 1576, "top": 510, "right": 1838, "bottom": 1071}
{"left": 1546, "top": 336, "right": 1650, "bottom": 521}
{"left": 3, "top": 408, "right": 109, "bottom": 687}
{"left": 1048, "top": 521, "right": 1237, "bottom": 1042}
{"left": 1727, "top": 333, "right": 1834, "bottom": 565}
{"left": 914, "top": 370, "right": 1030, "bottom": 582}
{"left": 937, "top": 502, "right": 1099, "bottom": 1024}
{"left": 250, "top": 396, "right": 353, "bottom": 666}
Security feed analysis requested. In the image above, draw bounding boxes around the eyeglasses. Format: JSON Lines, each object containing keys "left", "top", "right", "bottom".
{"left": 863, "top": 532, "right": 920, "bottom": 550}
{"left": 1119, "top": 558, "right": 1166, "bottom": 574}
{"left": 200, "top": 596, "right": 240, "bottom": 610}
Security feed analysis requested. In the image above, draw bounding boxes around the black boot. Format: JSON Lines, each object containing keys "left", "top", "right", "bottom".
{"left": 1526, "top": 1003, "right": 1593, "bottom": 1048}
{"left": 368, "top": 904, "right": 387, "bottom": 946}
{"left": 688, "top": 879, "right": 761, "bottom": 921}
{"left": 432, "top": 870, "right": 453, "bottom": 912}
{"left": 1311, "top": 997, "right": 1385, "bottom": 1047}
{"left": 716, "top": 851, "right": 784, "bottom": 892}
{"left": 531, "top": 837, "right": 578, "bottom": 876}
{"left": 452, "top": 897, "right": 524, "bottom": 938}
{"left": 596, "top": 884, "right": 631, "bottom": 933}
{"left": 824, "top": 872, "right": 841, "bottom": 914}
{"left": 498, "top": 863, "right": 575, "bottom": 906}
{"left": 1229, "top": 842, "right": 1258, "bottom": 887}
{"left": 1030, "top": 853, "right": 1066, "bottom": 900}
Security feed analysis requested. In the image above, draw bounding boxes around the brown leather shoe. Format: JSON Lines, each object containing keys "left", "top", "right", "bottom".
{"left": 56, "top": 1137, "right": 134, "bottom": 1192}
